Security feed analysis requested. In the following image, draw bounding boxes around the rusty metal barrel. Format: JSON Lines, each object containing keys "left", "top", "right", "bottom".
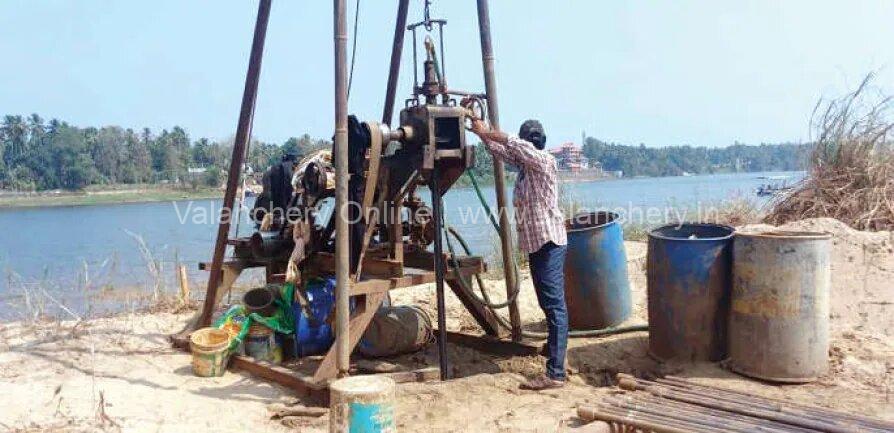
{"left": 564, "top": 211, "right": 632, "bottom": 330}
{"left": 728, "top": 231, "right": 831, "bottom": 383}
{"left": 647, "top": 223, "right": 734, "bottom": 362}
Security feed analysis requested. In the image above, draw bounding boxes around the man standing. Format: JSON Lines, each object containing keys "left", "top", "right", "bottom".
{"left": 470, "top": 118, "right": 569, "bottom": 390}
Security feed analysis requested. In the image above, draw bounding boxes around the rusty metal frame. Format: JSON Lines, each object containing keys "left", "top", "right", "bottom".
{"left": 197, "top": 0, "right": 272, "bottom": 329}
{"left": 333, "top": 0, "right": 352, "bottom": 378}
{"left": 475, "top": 0, "right": 522, "bottom": 341}
{"left": 186, "top": 0, "right": 523, "bottom": 397}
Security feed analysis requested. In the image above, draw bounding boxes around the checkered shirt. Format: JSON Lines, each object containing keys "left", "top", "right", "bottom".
{"left": 483, "top": 135, "right": 567, "bottom": 254}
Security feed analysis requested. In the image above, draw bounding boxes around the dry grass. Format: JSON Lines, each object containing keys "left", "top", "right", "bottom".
{"left": 766, "top": 73, "right": 894, "bottom": 230}
{"left": 699, "top": 197, "right": 763, "bottom": 227}
{"left": 1, "top": 230, "right": 197, "bottom": 325}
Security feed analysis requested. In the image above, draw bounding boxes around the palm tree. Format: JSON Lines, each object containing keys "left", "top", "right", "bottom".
{"left": 1, "top": 115, "right": 27, "bottom": 166}
{"left": 27, "top": 113, "right": 45, "bottom": 138}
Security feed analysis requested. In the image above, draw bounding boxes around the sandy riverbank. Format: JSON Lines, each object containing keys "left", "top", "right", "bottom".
{"left": 1, "top": 218, "right": 891, "bottom": 432}
{"left": 0, "top": 187, "right": 222, "bottom": 209}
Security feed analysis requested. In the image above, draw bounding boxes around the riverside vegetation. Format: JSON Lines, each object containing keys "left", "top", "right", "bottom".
{"left": 0, "top": 114, "right": 807, "bottom": 195}
{"left": 767, "top": 74, "right": 894, "bottom": 230}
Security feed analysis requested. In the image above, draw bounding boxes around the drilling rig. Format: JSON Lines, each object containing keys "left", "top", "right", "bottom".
{"left": 186, "top": 0, "right": 521, "bottom": 392}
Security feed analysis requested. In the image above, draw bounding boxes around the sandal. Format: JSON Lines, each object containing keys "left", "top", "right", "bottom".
{"left": 520, "top": 374, "right": 566, "bottom": 391}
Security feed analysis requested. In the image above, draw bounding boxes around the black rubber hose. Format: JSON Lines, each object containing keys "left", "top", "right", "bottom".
{"left": 445, "top": 226, "right": 520, "bottom": 309}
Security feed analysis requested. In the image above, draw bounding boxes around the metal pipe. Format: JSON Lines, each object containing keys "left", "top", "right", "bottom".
{"left": 437, "top": 22, "right": 446, "bottom": 84}
{"left": 643, "top": 386, "right": 856, "bottom": 433}
{"left": 611, "top": 375, "right": 893, "bottom": 432}
{"left": 597, "top": 405, "right": 744, "bottom": 433}
{"left": 657, "top": 376, "right": 894, "bottom": 431}
{"left": 627, "top": 374, "right": 863, "bottom": 430}
{"left": 635, "top": 396, "right": 818, "bottom": 433}
{"left": 430, "top": 169, "right": 449, "bottom": 380}
{"left": 578, "top": 406, "right": 696, "bottom": 433}
{"left": 411, "top": 27, "right": 419, "bottom": 97}
{"left": 606, "top": 397, "right": 791, "bottom": 433}
{"left": 381, "top": 0, "right": 410, "bottom": 125}
{"left": 475, "top": 0, "right": 522, "bottom": 341}
{"left": 198, "top": 0, "right": 271, "bottom": 329}
{"left": 333, "top": 0, "right": 351, "bottom": 377}
{"left": 638, "top": 382, "right": 834, "bottom": 431}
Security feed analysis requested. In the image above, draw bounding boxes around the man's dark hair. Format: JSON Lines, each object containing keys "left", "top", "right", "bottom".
{"left": 519, "top": 119, "right": 546, "bottom": 150}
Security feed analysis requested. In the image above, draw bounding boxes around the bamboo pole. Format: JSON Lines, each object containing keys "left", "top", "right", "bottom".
{"left": 177, "top": 265, "right": 190, "bottom": 306}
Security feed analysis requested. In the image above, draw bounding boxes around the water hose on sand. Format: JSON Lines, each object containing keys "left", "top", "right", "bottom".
{"left": 439, "top": 171, "right": 648, "bottom": 339}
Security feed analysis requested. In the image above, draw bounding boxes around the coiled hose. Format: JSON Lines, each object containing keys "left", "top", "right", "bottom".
{"left": 438, "top": 171, "right": 648, "bottom": 339}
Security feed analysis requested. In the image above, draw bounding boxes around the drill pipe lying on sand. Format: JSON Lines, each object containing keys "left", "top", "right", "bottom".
{"left": 576, "top": 374, "right": 894, "bottom": 433}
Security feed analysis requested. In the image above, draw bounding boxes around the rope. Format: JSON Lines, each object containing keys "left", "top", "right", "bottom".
{"left": 346, "top": 0, "right": 361, "bottom": 100}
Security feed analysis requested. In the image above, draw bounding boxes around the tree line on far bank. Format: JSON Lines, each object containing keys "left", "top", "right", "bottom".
{"left": 0, "top": 114, "right": 808, "bottom": 192}
{"left": 0, "top": 114, "right": 328, "bottom": 191}
{"left": 582, "top": 137, "right": 809, "bottom": 177}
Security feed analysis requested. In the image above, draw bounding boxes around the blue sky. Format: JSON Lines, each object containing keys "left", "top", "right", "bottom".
{"left": 1, "top": 1, "right": 892, "bottom": 148}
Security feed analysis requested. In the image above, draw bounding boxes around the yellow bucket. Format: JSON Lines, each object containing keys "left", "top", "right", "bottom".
{"left": 190, "top": 327, "right": 231, "bottom": 377}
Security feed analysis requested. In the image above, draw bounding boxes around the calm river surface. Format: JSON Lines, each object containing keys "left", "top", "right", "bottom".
{"left": 0, "top": 171, "right": 802, "bottom": 320}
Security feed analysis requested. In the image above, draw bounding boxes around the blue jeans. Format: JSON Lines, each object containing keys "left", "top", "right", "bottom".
{"left": 528, "top": 241, "right": 569, "bottom": 380}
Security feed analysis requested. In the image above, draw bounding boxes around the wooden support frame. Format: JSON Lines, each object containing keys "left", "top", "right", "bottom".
{"left": 446, "top": 280, "right": 501, "bottom": 337}
{"left": 312, "top": 291, "right": 387, "bottom": 382}
{"left": 183, "top": 250, "right": 497, "bottom": 385}
{"left": 174, "top": 259, "right": 498, "bottom": 399}
{"left": 173, "top": 261, "right": 246, "bottom": 341}
{"left": 231, "top": 355, "right": 328, "bottom": 402}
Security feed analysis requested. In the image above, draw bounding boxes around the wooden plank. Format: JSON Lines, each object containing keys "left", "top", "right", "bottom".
{"left": 363, "top": 258, "right": 404, "bottom": 278}
{"left": 380, "top": 367, "right": 440, "bottom": 384}
{"left": 353, "top": 209, "right": 380, "bottom": 281}
{"left": 175, "top": 263, "right": 245, "bottom": 339}
{"left": 199, "top": 260, "right": 260, "bottom": 271}
{"left": 389, "top": 202, "right": 404, "bottom": 262}
{"left": 446, "top": 280, "right": 502, "bottom": 337}
{"left": 230, "top": 355, "right": 327, "bottom": 404}
{"left": 312, "top": 292, "right": 388, "bottom": 383}
{"left": 354, "top": 268, "right": 433, "bottom": 293}
{"left": 348, "top": 265, "right": 483, "bottom": 296}
{"left": 404, "top": 247, "right": 484, "bottom": 271}
{"left": 311, "top": 253, "right": 403, "bottom": 279}
{"left": 388, "top": 171, "right": 419, "bottom": 263}
{"left": 353, "top": 362, "right": 440, "bottom": 384}
{"left": 442, "top": 331, "right": 539, "bottom": 357}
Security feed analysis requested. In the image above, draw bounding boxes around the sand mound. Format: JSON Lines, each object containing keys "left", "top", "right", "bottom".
{"left": 1, "top": 221, "right": 891, "bottom": 432}
{"left": 741, "top": 217, "right": 894, "bottom": 337}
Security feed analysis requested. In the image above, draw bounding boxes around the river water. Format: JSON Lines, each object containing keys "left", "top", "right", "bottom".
{"left": 0, "top": 171, "right": 802, "bottom": 320}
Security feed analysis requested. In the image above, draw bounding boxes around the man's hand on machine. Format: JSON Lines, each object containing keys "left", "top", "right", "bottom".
{"left": 471, "top": 119, "right": 509, "bottom": 146}
{"left": 470, "top": 118, "right": 489, "bottom": 135}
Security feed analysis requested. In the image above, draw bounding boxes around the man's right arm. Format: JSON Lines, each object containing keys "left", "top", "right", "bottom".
{"left": 480, "top": 135, "right": 521, "bottom": 167}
